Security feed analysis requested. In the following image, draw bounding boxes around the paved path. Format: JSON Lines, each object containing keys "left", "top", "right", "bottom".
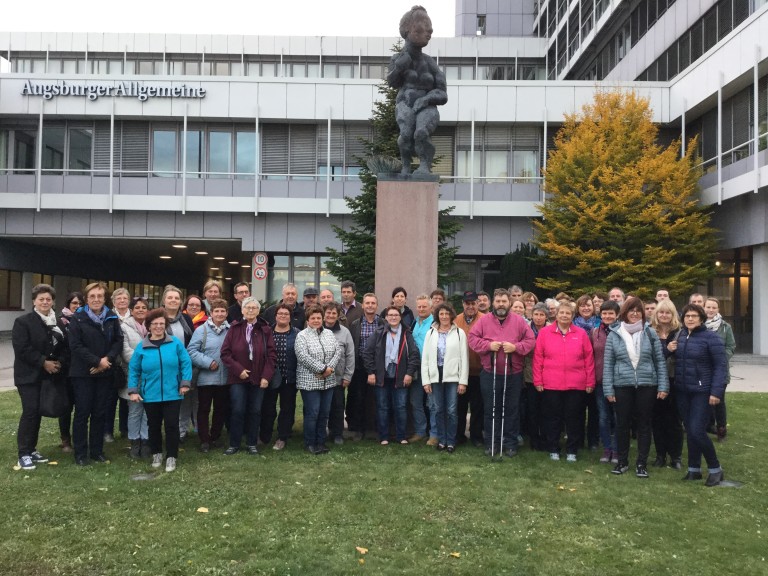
{"left": 1, "top": 336, "right": 766, "bottom": 392}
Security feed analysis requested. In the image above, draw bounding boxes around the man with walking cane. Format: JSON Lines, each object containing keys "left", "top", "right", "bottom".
{"left": 469, "top": 289, "right": 535, "bottom": 458}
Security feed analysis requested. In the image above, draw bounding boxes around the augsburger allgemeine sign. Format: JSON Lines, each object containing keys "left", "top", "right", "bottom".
{"left": 21, "top": 80, "right": 207, "bottom": 101}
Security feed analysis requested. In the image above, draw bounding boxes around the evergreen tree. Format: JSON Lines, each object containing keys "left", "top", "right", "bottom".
{"left": 499, "top": 243, "right": 550, "bottom": 300}
{"left": 533, "top": 90, "right": 718, "bottom": 299}
{"left": 326, "top": 77, "right": 461, "bottom": 292}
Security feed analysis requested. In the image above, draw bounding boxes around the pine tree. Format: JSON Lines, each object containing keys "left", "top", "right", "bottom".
{"left": 326, "top": 76, "right": 462, "bottom": 292}
{"left": 534, "top": 90, "right": 717, "bottom": 299}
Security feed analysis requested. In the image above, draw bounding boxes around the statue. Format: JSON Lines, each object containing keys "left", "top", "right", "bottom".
{"left": 387, "top": 5, "right": 448, "bottom": 176}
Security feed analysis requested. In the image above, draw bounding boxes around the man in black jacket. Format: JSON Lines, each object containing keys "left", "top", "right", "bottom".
{"left": 227, "top": 282, "right": 250, "bottom": 324}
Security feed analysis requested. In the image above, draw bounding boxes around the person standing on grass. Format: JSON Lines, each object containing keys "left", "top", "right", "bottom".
{"left": 12, "top": 283, "right": 67, "bottom": 470}
{"left": 262, "top": 305, "right": 299, "bottom": 451}
{"left": 104, "top": 287, "right": 131, "bottom": 445}
{"left": 325, "top": 302, "right": 356, "bottom": 446}
{"left": 220, "top": 297, "right": 276, "bottom": 456}
{"left": 58, "top": 290, "right": 83, "bottom": 454}
{"left": 532, "top": 300, "right": 595, "bottom": 463}
{"left": 523, "top": 302, "right": 549, "bottom": 452}
{"left": 128, "top": 308, "right": 192, "bottom": 473}
{"left": 589, "top": 300, "right": 620, "bottom": 465}
{"left": 120, "top": 297, "right": 151, "bottom": 459}
{"left": 455, "top": 291, "right": 486, "bottom": 448}
{"left": 68, "top": 282, "right": 123, "bottom": 466}
{"left": 295, "top": 304, "right": 342, "bottom": 454}
{"left": 704, "top": 297, "right": 735, "bottom": 442}
{"left": 409, "top": 294, "right": 434, "bottom": 445}
{"left": 603, "top": 297, "right": 668, "bottom": 479}
{"left": 468, "top": 288, "right": 535, "bottom": 458}
{"left": 161, "top": 285, "right": 194, "bottom": 444}
{"left": 671, "top": 304, "right": 728, "bottom": 487}
{"left": 187, "top": 298, "right": 230, "bottom": 454}
{"left": 421, "top": 303, "right": 469, "bottom": 453}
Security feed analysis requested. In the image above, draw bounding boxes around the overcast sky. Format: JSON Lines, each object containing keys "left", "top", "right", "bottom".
{"left": 2, "top": 0, "right": 456, "bottom": 37}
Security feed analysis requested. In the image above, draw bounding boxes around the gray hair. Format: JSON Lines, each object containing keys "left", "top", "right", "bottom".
{"left": 111, "top": 287, "right": 130, "bottom": 303}
{"left": 240, "top": 296, "right": 261, "bottom": 312}
{"left": 532, "top": 302, "right": 549, "bottom": 314}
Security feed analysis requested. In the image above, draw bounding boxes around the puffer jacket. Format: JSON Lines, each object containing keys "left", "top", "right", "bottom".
{"left": 295, "top": 326, "right": 342, "bottom": 391}
{"left": 602, "top": 324, "right": 669, "bottom": 398}
{"left": 533, "top": 323, "right": 595, "bottom": 391}
{"left": 421, "top": 324, "right": 470, "bottom": 386}
{"left": 187, "top": 319, "right": 230, "bottom": 386}
{"left": 673, "top": 325, "right": 727, "bottom": 398}
{"left": 127, "top": 334, "right": 193, "bottom": 403}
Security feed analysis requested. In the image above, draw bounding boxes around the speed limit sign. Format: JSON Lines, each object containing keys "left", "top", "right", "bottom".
{"left": 253, "top": 252, "right": 268, "bottom": 267}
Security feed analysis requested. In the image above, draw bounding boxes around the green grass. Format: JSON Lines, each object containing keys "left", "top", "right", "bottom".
{"left": 1, "top": 392, "right": 766, "bottom": 576}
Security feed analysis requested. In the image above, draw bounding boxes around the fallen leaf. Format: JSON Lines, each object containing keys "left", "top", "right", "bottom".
{"left": 359, "top": 559, "right": 365, "bottom": 565}
{"left": 197, "top": 507, "right": 209, "bottom": 513}
{"left": 295, "top": 482, "right": 302, "bottom": 486}
{"left": 48, "top": 461, "right": 59, "bottom": 466}
{"left": 98, "top": 487, "right": 108, "bottom": 492}
{"left": 450, "top": 552, "right": 461, "bottom": 558}
{"left": 557, "top": 485, "right": 565, "bottom": 491}
{"left": 584, "top": 469, "right": 593, "bottom": 474}
{"left": 526, "top": 547, "right": 532, "bottom": 552}
{"left": 569, "top": 488, "right": 576, "bottom": 492}
{"left": 12, "top": 465, "right": 21, "bottom": 471}
{"left": 356, "top": 546, "right": 368, "bottom": 555}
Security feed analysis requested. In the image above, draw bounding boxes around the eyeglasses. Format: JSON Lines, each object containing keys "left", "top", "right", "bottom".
{"left": 386, "top": 313, "right": 401, "bottom": 318}
{"left": 684, "top": 314, "right": 700, "bottom": 319}
{"left": 236, "top": 290, "right": 250, "bottom": 295}
{"left": 243, "top": 306, "right": 259, "bottom": 311}
{"left": 627, "top": 309, "right": 642, "bottom": 315}
{"left": 150, "top": 322, "right": 166, "bottom": 327}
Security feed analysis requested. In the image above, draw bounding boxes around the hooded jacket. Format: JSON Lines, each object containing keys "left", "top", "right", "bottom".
{"left": 127, "top": 334, "right": 193, "bottom": 403}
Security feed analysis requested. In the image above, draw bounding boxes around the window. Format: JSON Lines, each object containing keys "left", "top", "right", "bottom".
{"left": 152, "top": 129, "right": 177, "bottom": 176}
{"left": 513, "top": 150, "right": 539, "bottom": 182}
{"left": 185, "top": 130, "right": 202, "bottom": 178}
{"left": 477, "top": 14, "right": 487, "bottom": 36}
{"left": 42, "top": 126, "right": 65, "bottom": 172}
{"left": 14, "top": 129, "right": 36, "bottom": 173}
{"left": 236, "top": 131, "right": 256, "bottom": 178}
{"left": 0, "top": 269, "right": 23, "bottom": 310}
{"left": 208, "top": 131, "right": 232, "bottom": 177}
{"left": 68, "top": 128, "right": 92, "bottom": 174}
{"left": 0, "top": 130, "right": 8, "bottom": 174}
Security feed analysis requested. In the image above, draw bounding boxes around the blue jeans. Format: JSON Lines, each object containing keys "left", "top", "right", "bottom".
{"left": 409, "top": 379, "right": 428, "bottom": 436}
{"left": 229, "top": 383, "right": 265, "bottom": 448}
{"left": 301, "top": 388, "right": 334, "bottom": 447}
{"left": 594, "top": 383, "right": 616, "bottom": 451}
{"left": 479, "top": 370, "right": 522, "bottom": 452}
{"left": 431, "top": 380, "right": 459, "bottom": 446}
{"left": 375, "top": 380, "right": 408, "bottom": 441}
{"left": 676, "top": 390, "right": 721, "bottom": 473}
{"left": 127, "top": 399, "right": 148, "bottom": 440}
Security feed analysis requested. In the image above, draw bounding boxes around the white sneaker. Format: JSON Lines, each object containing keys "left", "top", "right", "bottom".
{"left": 566, "top": 453, "right": 577, "bottom": 462}
{"left": 151, "top": 453, "right": 163, "bottom": 468}
{"left": 549, "top": 452, "right": 560, "bottom": 461}
{"left": 165, "top": 457, "right": 176, "bottom": 472}
{"left": 18, "top": 455, "right": 36, "bottom": 470}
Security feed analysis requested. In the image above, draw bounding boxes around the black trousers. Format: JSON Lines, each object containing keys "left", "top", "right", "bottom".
{"left": 346, "top": 366, "right": 372, "bottom": 433}
{"left": 652, "top": 386, "right": 683, "bottom": 460}
{"left": 17, "top": 383, "right": 43, "bottom": 458}
{"left": 524, "top": 382, "right": 545, "bottom": 450}
{"left": 329, "top": 383, "right": 346, "bottom": 439}
{"left": 260, "top": 381, "right": 298, "bottom": 443}
{"left": 72, "top": 376, "right": 112, "bottom": 459}
{"left": 456, "top": 375, "right": 483, "bottom": 443}
{"left": 614, "top": 386, "right": 657, "bottom": 467}
{"left": 542, "top": 389, "right": 586, "bottom": 455}
{"left": 58, "top": 377, "right": 75, "bottom": 441}
{"left": 144, "top": 400, "right": 182, "bottom": 458}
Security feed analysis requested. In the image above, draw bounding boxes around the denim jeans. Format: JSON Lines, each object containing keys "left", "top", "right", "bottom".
{"left": 72, "top": 376, "right": 112, "bottom": 459}
{"left": 594, "top": 383, "right": 616, "bottom": 451}
{"left": 676, "top": 390, "right": 721, "bottom": 472}
{"left": 300, "top": 388, "right": 334, "bottom": 447}
{"left": 479, "top": 369, "right": 523, "bottom": 453}
{"left": 178, "top": 387, "right": 198, "bottom": 437}
{"left": 229, "top": 383, "right": 265, "bottom": 448}
{"left": 127, "top": 399, "right": 148, "bottom": 440}
{"left": 409, "top": 378, "right": 428, "bottom": 437}
{"left": 431, "top": 380, "right": 459, "bottom": 446}
{"left": 375, "top": 380, "right": 408, "bottom": 441}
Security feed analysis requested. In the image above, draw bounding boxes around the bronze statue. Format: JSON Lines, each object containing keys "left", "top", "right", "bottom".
{"left": 387, "top": 6, "right": 448, "bottom": 176}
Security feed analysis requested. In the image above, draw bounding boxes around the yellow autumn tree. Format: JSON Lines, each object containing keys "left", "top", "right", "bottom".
{"left": 533, "top": 90, "right": 717, "bottom": 299}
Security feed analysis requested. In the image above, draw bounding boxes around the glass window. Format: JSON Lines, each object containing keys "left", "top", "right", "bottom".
{"left": 338, "top": 64, "right": 353, "bottom": 79}
{"left": 208, "top": 131, "right": 232, "bottom": 178}
{"left": 107, "top": 60, "right": 122, "bottom": 75}
{"left": 185, "top": 130, "right": 202, "bottom": 178}
{"left": 124, "top": 60, "right": 135, "bottom": 74}
{"left": 185, "top": 61, "right": 200, "bottom": 75}
{"left": 236, "top": 131, "right": 256, "bottom": 178}
{"left": 319, "top": 257, "right": 340, "bottom": 293}
{"left": 307, "top": 63, "right": 320, "bottom": 78}
{"left": 261, "top": 62, "right": 276, "bottom": 77}
{"left": 247, "top": 62, "right": 260, "bottom": 76}
{"left": 0, "top": 130, "right": 8, "bottom": 174}
{"left": 485, "top": 150, "right": 509, "bottom": 182}
{"left": 456, "top": 150, "right": 481, "bottom": 182}
{"left": 201, "top": 62, "right": 212, "bottom": 76}
{"left": 69, "top": 128, "right": 92, "bottom": 174}
{"left": 77, "top": 59, "right": 93, "bottom": 74}
{"left": 0, "top": 269, "right": 23, "bottom": 310}
{"left": 445, "top": 66, "right": 459, "bottom": 80}
{"left": 152, "top": 129, "right": 176, "bottom": 176}
{"left": 460, "top": 66, "right": 474, "bottom": 80}
{"left": 268, "top": 269, "right": 289, "bottom": 302}
{"left": 291, "top": 63, "right": 307, "bottom": 78}
{"left": 368, "top": 64, "right": 383, "bottom": 80}
{"left": 230, "top": 61, "right": 243, "bottom": 76}
{"left": 14, "top": 129, "right": 37, "bottom": 173}
{"left": 513, "top": 150, "right": 538, "bottom": 182}
{"left": 42, "top": 127, "right": 65, "bottom": 172}
{"left": 323, "top": 64, "right": 336, "bottom": 78}
{"left": 138, "top": 61, "right": 155, "bottom": 75}
{"left": 169, "top": 60, "right": 184, "bottom": 75}
{"left": 47, "top": 59, "right": 62, "bottom": 73}
{"left": 213, "top": 62, "right": 229, "bottom": 76}
{"left": 62, "top": 59, "right": 77, "bottom": 74}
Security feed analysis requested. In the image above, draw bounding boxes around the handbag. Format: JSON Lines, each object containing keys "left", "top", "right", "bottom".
{"left": 190, "top": 325, "right": 208, "bottom": 389}
{"left": 39, "top": 378, "right": 70, "bottom": 418}
{"left": 269, "top": 365, "right": 283, "bottom": 390}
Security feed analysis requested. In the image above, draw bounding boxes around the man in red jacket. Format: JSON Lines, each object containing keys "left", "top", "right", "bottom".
{"left": 469, "top": 288, "right": 535, "bottom": 457}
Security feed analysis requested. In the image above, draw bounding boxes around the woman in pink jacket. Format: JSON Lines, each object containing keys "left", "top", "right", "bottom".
{"left": 533, "top": 300, "right": 595, "bottom": 462}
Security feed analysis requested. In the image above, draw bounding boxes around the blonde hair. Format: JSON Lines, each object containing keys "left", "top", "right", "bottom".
{"left": 650, "top": 298, "right": 680, "bottom": 332}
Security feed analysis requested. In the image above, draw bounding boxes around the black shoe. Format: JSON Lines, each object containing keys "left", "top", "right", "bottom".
{"left": 612, "top": 463, "right": 629, "bottom": 475}
{"left": 29, "top": 451, "right": 49, "bottom": 464}
{"left": 305, "top": 445, "right": 318, "bottom": 454}
{"left": 705, "top": 470, "right": 724, "bottom": 487}
{"left": 246, "top": 445, "right": 260, "bottom": 456}
{"left": 199, "top": 443, "right": 210, "bottom": 453}
{"left": 446, "top": 445, "right": 455, "bottom": 453}
{"left": 317, "top": 444, "right": 330, "bottom": 454}
{"left": 636, "top": 465, "right": 649, "bottom": 478}
{"left": 436, "top": 443, "right": 446, "bottom": 451}
{"left": 471, "top": 439, "right": 484, "bottom": 448}
{"left": 670, "top": 458, "right": 682, "bottom": 470}
{"left": 504, "top": 448, "right": 518, "bottom": 458}
{"left": 682, "top": 471, "right": 703, "bottom": 481}
{"left": 75, "top": 456, "right": 91, "bottom": 466}
{"left": 652, "top": 457, "right": 665, "bottom": 467}
{"left": 223, "top": 447, "right": 239, "bottom": 456}
{"left": 91, "top": 454, "right": 110, "bottom": 463}
{"left": 129, "top": 440, "right": 141, "bottom": 459}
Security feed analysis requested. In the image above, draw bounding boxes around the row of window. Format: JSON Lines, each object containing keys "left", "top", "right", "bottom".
{"left": 8, "top": 54, "right": 547, "bottom": 81}
{"left": 637, "top": 0, "right": 755, "bottom": 82}
{"left": 0, "top": 122, "right": 543, "bottom": 182}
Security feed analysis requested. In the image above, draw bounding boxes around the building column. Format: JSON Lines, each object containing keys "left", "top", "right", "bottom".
{"left": 752, "top": 244, "right": 768, "bottom": 355}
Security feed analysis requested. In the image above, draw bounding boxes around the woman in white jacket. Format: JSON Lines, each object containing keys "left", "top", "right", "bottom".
{"left": 421, "top": 304, "right": 469, "bottom": 452}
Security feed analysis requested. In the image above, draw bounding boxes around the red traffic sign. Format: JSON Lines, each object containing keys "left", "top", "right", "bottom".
{"left": 253, "top": 267, "right": 267, "bottom": 281}
{"left": 253, "top": 252, "right": 268, "bottom": 267}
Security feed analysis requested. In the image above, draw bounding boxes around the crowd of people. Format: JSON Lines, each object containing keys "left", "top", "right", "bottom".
{"left": 11, "top": 280, "right": 732, "bottom": 486}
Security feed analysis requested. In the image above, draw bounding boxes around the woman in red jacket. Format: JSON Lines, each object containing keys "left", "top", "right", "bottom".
{"left": 533, "top": 300, "right": 595, "bottom": 462}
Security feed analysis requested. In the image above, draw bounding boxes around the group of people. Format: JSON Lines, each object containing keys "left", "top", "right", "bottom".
{"left": 11, "top": 280, "right": 732, "bottom": 487}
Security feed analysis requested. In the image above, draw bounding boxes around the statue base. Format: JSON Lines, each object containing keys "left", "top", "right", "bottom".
{"left": 375, "top": 179, "right": 439, "bottom": 309}
{"left": 377, "top": 172, "right": 440, "bottom": 183}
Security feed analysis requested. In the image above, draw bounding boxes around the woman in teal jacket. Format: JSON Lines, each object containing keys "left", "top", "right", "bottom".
{"left": 128, "top": 308, "right": 192, "bottom": 472}
{"left": 603, "top": 297, "right": 668, "bottom": 479}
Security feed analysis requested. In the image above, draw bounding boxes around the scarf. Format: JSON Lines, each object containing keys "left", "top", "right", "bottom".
{"left": 129, "top": 316, "right": 148, "bottom": 339}
{"left": 189, "top": 310, "right": 208, "bottom": 328}
{"left": 385, "top": 324, "right": 402, "bottom": 368}
{"left": 85, "top": 305, "right": 108, "bottom": 326}
{"left": 167, "top": 309, "right": 192, "bottom": 340}
{"left": 206, "top": 317, "right": 229, "bottom": 336}
{"left": 117, "top": 309, "right": 131, "bottom": 321}
{"left": 35, "top": 307, "right": 64, "bottom": 339}
{"left": 619, "top": 321, "right": 644, "bottom": 369}
{"left": 60, "top": 306, "right": 74, "bottom": 326}
{"left": 705, "top": 313, "right": 723, "bottom": 332}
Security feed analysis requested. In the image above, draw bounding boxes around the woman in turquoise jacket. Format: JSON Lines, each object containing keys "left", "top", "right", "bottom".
{"left": 128, "top": 308, "right": 192, "bottom": 473}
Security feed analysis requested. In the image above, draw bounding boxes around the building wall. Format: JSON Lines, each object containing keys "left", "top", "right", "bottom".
{"left": 455, "top": 0, "right": 538, "bottom": 38}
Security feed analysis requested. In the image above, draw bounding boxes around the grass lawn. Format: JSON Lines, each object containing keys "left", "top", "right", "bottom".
{"left": 1, "top": 391, "right": 766, "bottom": 576}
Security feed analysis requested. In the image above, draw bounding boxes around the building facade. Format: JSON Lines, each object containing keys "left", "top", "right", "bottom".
{"left": 1, "top": 1, "right": 767, "bottom": 354}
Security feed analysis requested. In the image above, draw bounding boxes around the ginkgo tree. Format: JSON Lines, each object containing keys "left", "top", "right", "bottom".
{"left": 533, "top": 90, "right": 718, "bottom": 299}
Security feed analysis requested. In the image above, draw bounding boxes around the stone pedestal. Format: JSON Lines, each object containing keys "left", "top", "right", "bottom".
{"left": 375, "top": 178, "right": 439, "bottom": 308}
